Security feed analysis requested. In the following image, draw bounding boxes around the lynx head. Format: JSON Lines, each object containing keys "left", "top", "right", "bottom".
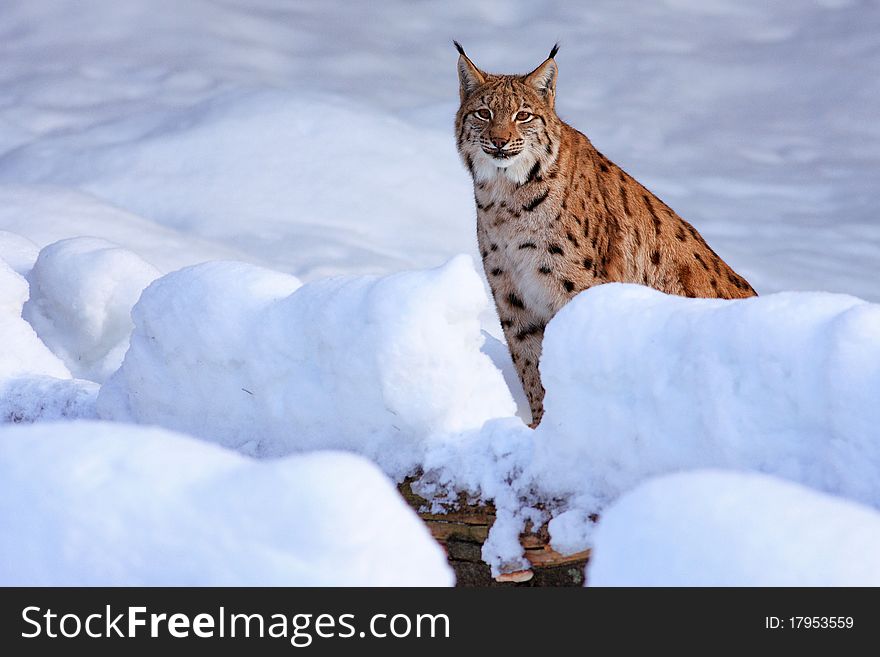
{"left": 454, "top": 42, "right": 563, "bottom": 184}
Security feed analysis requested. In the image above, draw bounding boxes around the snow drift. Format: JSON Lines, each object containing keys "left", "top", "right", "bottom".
{"left": 0, "top": 90, "right": 477, "bottom": 279}
{"left": 0, "top": 185, "right": 251, "bottom": 274}
{"left": 0, "top": 256, "right": 98, "bottom": 423}
{"left": 532, "top": 283, "right": 880, "bottom": 510}
{"left": 98, "top": 256, "right": 516, "bottom": 478}
{"left": 94, "top": 258, "right": 880, "bottom": 575}
{"left": 0, "top": 259, "right": 70, "bottom": 381}
{"left": 23, "top": 237, "right": 161, "bottom": 383}
{"left": 418, "top": 282, "right": 880, "bottom": 571}
{"left": 587, "top": 470, "right": 880, "bottom": 586}
{"left": 1, "top": 375, "right": 97, "bottom": 424}
{"left": 0, "top": 230, "right": 39, "bottom": 276}
{"left": 0, "top": 0, "right": 878, "bottom": 587}
{"left": 0, "top": 421, "right": 453, "bottom": 586}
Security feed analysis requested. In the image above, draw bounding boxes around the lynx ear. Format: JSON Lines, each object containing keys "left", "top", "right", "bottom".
{"left": 525, "top": 44, "right": 559, "bottom": 108}
{"left": 454, "top": 41, "right": 486, "bottom": 102}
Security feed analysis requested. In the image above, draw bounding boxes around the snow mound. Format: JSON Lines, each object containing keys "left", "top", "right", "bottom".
{"left": 0, "top": 421, "right": 453, "bottom": 586}
{"left": 23, "top": 237, "right": 161, "bottom": 383}
{"left": 0, "top": 230, "right": 39, "bottom": 276}
{"left": 587, "top": 470, "right": 880, "bottom": 586}
{"left": 0, "top": 256, "right": 98, "bottom": 423}
{"left": 532, "top": 283, "right": 880, "bottom": 510}
{"left": 419, "top": 283, "right": 880, "bottom": 573}
{"left": 0, "top": 90, "right": 476, "bottom": 279}
{"left": 0, "top": 259, "right": 71, "bottom": 381}
{"left": 0, "top": 185, "right": 251, "bottom": 274}
{"left": 1, "top": 375, "right": 98, "bottom": 424}
{"left": 98, "top": 256, "right": 515, "bottom": 477}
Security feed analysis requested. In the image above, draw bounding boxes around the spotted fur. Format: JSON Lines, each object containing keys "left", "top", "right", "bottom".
{"left": 454, "top": 43, "right": 757, "bottom": 427}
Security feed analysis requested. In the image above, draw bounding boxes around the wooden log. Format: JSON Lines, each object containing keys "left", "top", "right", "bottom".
{"left": 422, "top": 520, "right": 490, "bottom": 544}
{"left": 398, "top": 478, "right": 590, "bottom": 587}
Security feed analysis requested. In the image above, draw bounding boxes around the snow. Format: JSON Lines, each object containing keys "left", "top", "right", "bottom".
{"left": 0, "top": 0, "right": 878, "bottom": 584}
{"left": 0, "top": 259, "right": 72, "bottom": 382}
{"left": 480, "top": 331, "right": 531, "bottom": 422}
{"left": 0, "top": 91, "right": 477, "bottom": 281}
{"left": 98, "top": 256, "right": 515, "bottom": 477}
{"left": 23, "top": 237, "right": 161, "bottom": 383}
{"left": 0, "top": 230, "right": 39, "bottom": 276}
{"left": 1, "top": 376, "right": 98, "bottom": 425}
{"left": 587, "top": 470, "right": 880, "bottom": 586}
{"left": 0, "top": 257, "right": 98, "bottom": 424}
{"left": 0, "top": 186, "right": 249, "bottom": 275}
{"left": 414, "top": 282, "right": 880, "bottom": 573}
{"left": 70, "top": 256, "right": 880, "bottom": 576}
{"left": 0, "top": 421, "right": 453, "bottom": 586}
{"left": 0, "top": 0, "right": 875, "bottom": 298}
{"left": 532, "top": 283, "right": 880, "bottom": 510}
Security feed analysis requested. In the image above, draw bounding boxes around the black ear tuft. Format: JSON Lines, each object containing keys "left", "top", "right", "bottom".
{"left": 548, "top": 43, "right": 560, "bottom": 59}
{"left": 453, "top": 40, "right": 466, "bottom": 56}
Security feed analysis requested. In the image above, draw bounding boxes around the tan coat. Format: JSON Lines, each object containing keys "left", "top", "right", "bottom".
{"left": 454, "top": 43, "right": 756, "bottom": 426}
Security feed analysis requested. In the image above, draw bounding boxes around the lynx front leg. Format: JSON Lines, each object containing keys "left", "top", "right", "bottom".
{"left": 500, "top": 315, "right": 547, "bottom": 428}
{"left": 479, "top": 231, "right": 549, "bottom": 427}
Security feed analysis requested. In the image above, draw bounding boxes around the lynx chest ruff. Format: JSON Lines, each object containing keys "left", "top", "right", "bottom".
{"left": 476, "top": 180, "right": 563, "bottom": 324}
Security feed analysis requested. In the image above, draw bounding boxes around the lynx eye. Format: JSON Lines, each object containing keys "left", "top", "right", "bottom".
{"left": 515, "top": 111, "right": 534, "bottom": 122}
{"left": 474, "top": 108, "right": 492, "bottom": 121}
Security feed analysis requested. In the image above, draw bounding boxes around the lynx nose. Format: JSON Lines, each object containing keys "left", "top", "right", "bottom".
{"left": 489, "top": 136, "right": 509, "bottom": 150}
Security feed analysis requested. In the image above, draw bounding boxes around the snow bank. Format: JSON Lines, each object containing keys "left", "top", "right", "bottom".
{"left": 0, "top": 0, "right": 876, "bottom": 586}
{"left": 23, "top": 237, "right": 161, "bottom": 382}
{"left": 0, "top": 259, "right": 71, "bottom": 381}
{"left": 1, "top": 375, "right": 98, "bottom": 424}
{"left": 0, "top": 185, "right": 250, "bottom": 274}
{"left": 587, "top": 470, "right": 880, "bottom": 586}
{"left": 97, "top": 267, "right": 880, "bottom": 576}
{"left": 0, "top": 2, "right": 877, "bottom": 299}
{"left": 0, "top": 90, "right": 477, "bottom": 279}
{"left": 532, "top": 283, "right": 880, "bottom": 510}
{"left": 98, "top": 256, "right": 515, "bottom": 477}
{"left": 0, "top": 421, "right": 453, "bottom": 586}
{"left": 419, "top": 283, "right": 880, "bottom": 572}
{"left": 0, "top": 256, "right": 99, "bottom": 423}
{"left": 0, "top": 230, "right": 39, "bottom": 276}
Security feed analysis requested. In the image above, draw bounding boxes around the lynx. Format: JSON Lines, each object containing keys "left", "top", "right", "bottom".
{"left": 454, "top": 42, "right": 756, "bottom": 427}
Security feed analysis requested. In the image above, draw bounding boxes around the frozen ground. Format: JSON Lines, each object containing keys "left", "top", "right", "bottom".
{"left": 0, "top": 1, "right": 878, "bottom": 585}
